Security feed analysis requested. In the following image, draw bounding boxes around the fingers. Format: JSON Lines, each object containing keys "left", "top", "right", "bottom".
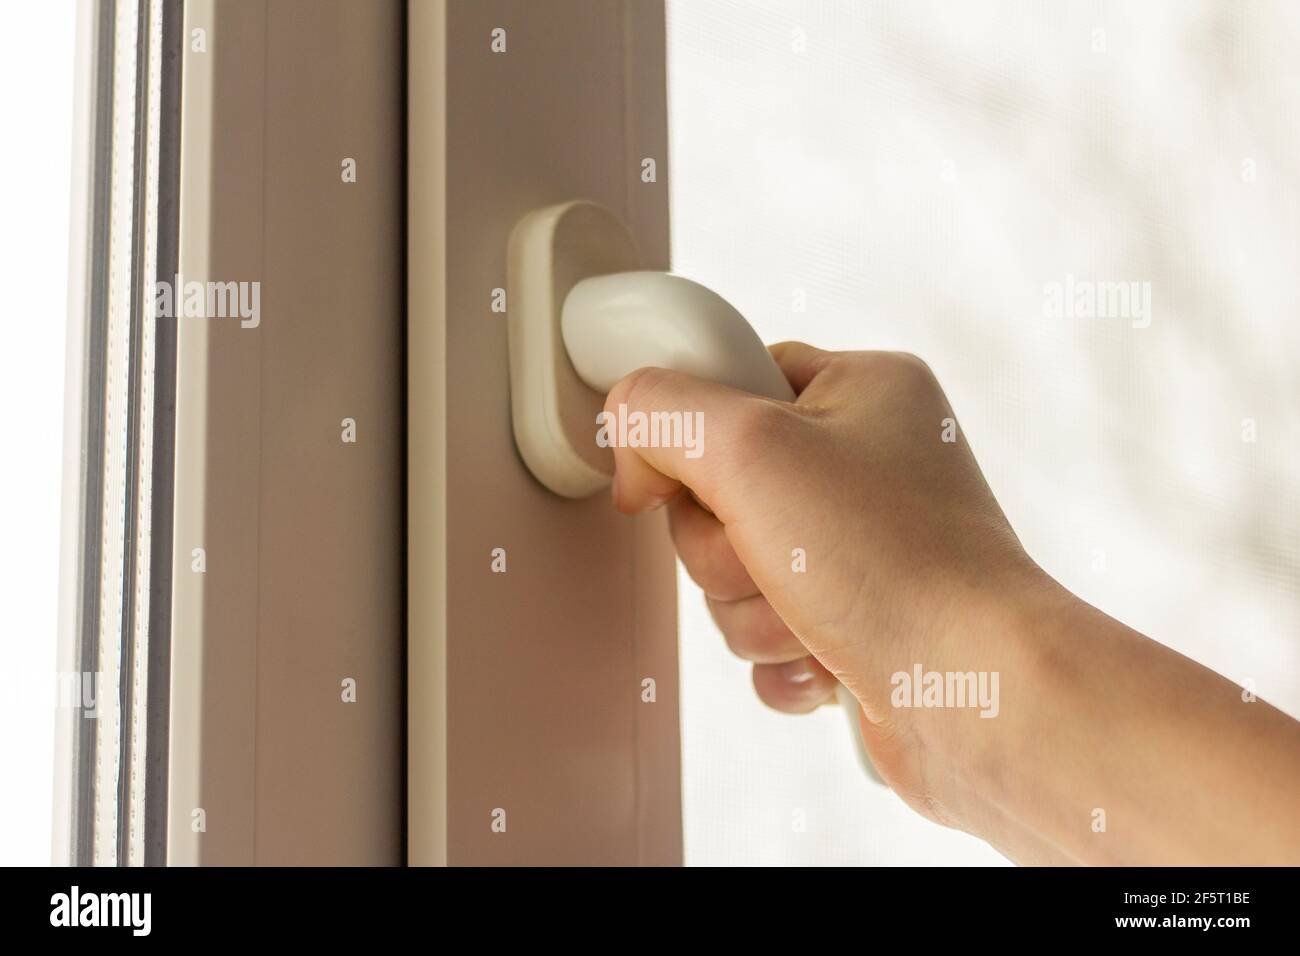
{"left": 608, "top": 438, "right": 682, "bottom": 514}
{"left": 604, "top": 366, "right": 784, "bottom": 515}
{"left": 768, "top": 340, "right": 834, "bottom": 396}
{"left": 603, "top": 355, "right": 843, "bottom": 720}
{"left": 668, "top": 494, "right": 757, "bottom": 602}
{"left": 606, "top": 346, "right": 836, "bottom": 516}
{"left": 752, "top": 657, "right": 839, "bottom": 713}
{"left": 707, "top": 593, "right": 806, "bottom": 663}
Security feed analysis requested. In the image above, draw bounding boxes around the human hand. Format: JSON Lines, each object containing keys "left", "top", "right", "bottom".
{"left": 605, "top": 341, "right": 1300, "bottom": 865}
{"left": 605, "top": 342, "right": 1047, "bottom": 830}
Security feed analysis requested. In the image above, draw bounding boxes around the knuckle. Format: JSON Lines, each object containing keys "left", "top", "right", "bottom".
{"left": 721, "top": 626, "right": 759, "bottom": 661}
{"left": 605, "top": 365, "right": 669, "bottom": 414}
{"left": 668, "top": 507, "right": 740, "bottom": 597}
{"left": 679, "top": 539, "right": 731, "bottom": 595}
{"left": 713, "top": 598, "right": 797, "bottom": 662}
{"left": 709, "top": 599, "right": 752, "bottom": 659}
{"left": 891, "top": 351, "right": 935, "bottom": 381}
{"left": 722, "top": 397, "right": 793, "bottom": 465}
{"left": 878, "top": 351, "right": 942, "bottom": 401}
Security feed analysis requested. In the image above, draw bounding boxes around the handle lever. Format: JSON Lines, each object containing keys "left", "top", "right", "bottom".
{"left": 562, "top": 271, "right": 795, "bottom": 402}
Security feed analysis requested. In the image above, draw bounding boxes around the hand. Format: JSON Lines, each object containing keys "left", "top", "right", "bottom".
{"left": 607, "top": 344, "right": 1041, "bottom": 827}
{"left": 605, "top": 342, "right": 1300, "bottom": 865}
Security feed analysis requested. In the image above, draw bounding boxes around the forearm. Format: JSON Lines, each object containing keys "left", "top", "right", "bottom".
{"left": 964, "top": 582, "right": 1300, "bottom": 865}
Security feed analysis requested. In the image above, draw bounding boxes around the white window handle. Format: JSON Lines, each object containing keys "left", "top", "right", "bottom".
{"left": 507, "top": 199, "right": 793, "bottom": 499}
{"left": 562, "top": 270, "right": 795, "bottom": 402}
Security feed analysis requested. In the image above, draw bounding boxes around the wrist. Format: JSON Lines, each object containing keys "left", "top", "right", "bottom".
{"left": 897, "top": 564, "right": 1080, "bottom": 856}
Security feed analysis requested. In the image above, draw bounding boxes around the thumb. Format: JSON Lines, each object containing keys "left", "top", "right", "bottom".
{"left": 603, "top": 366, "right": 794, "bottom": 518}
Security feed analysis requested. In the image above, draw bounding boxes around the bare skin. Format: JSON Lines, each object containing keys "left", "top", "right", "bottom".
{"left": 605, "top": 342, "right": 1300, "bottom": 865}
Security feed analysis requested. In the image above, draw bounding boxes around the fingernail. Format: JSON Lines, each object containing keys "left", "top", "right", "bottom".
{"left": 778, "top": 657, "right": 819, "bottom": 685}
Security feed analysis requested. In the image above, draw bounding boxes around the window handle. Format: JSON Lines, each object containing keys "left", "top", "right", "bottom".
{"left": 507, "top": 199, "right": 790, "bottom": 498}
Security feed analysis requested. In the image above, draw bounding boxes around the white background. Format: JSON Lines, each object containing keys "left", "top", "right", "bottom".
{"left": 669, "top": 0, "right": 1300, "bottom": 865}
{"left": 0, "top": 2, "right": 75, "bottom": 865}
{"left": 1, "top": 1, "right": 1297, "bottom": 867}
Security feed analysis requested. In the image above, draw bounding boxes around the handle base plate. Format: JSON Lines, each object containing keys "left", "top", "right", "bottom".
{"left": 506, "top": 201, "right": 640, "bottom": 498}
